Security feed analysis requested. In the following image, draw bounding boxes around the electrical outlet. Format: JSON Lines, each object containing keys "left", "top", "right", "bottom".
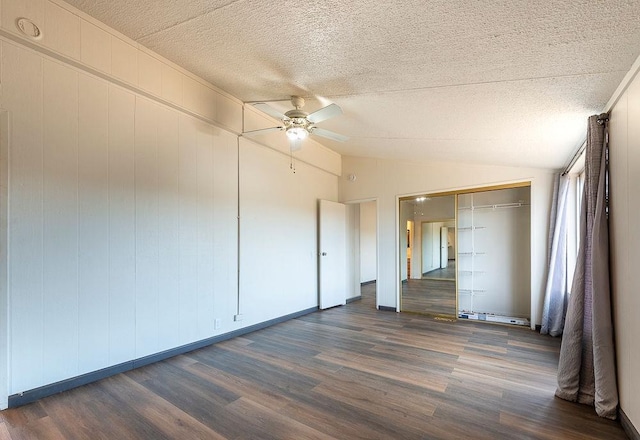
{"left": 214, "top": 318, "right": 221, "bottom": 329}
{"left": 234, "top": 314, "right": 243, "bottom": 322}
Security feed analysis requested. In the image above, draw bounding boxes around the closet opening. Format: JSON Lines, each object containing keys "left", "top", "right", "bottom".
{"left": 398, "top": 183, "right": 531, "bottom": 326}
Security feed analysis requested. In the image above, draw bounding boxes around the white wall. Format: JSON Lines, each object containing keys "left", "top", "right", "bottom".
{"left": 238, "top": 138, "right": 338, "bottom": 322}
{"left": 340, "top": 156, "right": 554, "bottom": 325}
{"left": 421, "top": 223, "right": 433, "bottom": 273}
{"left": 419, "top": 221, "right": 444, "bottom": 275}
{"left": 359, "top": 201, "right": 377, "bottom": 283}
{"left": 609, "top": 71, "right": 640, "bottom": 431}
{"left": 345, "top": 203, "right": 361, "bottom": 298}
{"left": 0, "top": 40, "right": 240, "bottom": 394}
{"left": 0, "top": 0, "right": 341, "bottom": 405}
{"left": 430, "top": 222, "right": 443, "bottom": 273}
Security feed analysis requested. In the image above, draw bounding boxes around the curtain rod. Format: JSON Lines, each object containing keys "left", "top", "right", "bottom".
{"left": 561, "top": 113, "right": 609, "bottom": 176}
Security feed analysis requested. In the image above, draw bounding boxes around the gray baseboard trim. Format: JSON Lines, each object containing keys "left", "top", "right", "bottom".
{"left": 346, "top": 296, "right": 362, "bottom": 304}
{"left": 378, "top": 305, "right": 396, "bottom": 312}
{"left": 8, "top": 306, "right": 319, "bottom": 408}
{"left": 360, "top": 280, "right": 376, "bottom": 286}
{"left": 620, "top": 408, "right": 640, "bottom": 440}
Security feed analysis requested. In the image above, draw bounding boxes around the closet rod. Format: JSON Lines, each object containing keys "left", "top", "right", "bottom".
{"left": 461, "top": 202, "right": 530, "bottom": 211}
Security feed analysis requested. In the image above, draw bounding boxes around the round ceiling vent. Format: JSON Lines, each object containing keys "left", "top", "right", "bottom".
{"left": 16, "top": 18, "right": 42, "bottom": 40}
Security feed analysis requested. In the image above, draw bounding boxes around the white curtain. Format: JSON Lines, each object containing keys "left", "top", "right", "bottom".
{"left": 555, "top": 114, "right": 618, "bottom": 419}
{"left": 541, "top": 174, "right": 570, "bottom": 336}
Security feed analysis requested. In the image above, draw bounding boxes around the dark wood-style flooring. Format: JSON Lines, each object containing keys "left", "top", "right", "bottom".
{"left": 402, "top": 278, "right": 457, "bottom": 316}
{"left": 422, "top": 260, "right": 457, "bottom": 281}
{"left": 0, "top": 286, "right": 628, "bottom": 439}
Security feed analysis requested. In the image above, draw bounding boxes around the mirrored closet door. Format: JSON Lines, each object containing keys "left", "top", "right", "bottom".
{"left": 398, "top": 185, "right": 531, "bottom": 326}
{"left": 399, "top": 195, "right": 457, "bottom": 317}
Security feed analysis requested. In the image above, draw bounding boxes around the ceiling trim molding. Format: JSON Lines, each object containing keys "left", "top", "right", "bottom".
{"left": 561, "top": 52, "right": 640, "bottom": 173}
{"left": 604, "top": 52, "right": 640, "bottom": 112}
{"left": 0, "top": 29, "right": 241, "bottom": 135}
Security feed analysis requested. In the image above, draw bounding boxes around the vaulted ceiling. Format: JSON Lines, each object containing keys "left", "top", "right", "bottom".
{"left": 65, "top": 0, "right": 640, "bottom": 169}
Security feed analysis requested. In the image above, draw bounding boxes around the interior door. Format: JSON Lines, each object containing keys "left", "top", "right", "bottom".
{"left": 440, "top": 226, "right": 448, "bottom": 268}
{"left": 319, "top": 199, "right": 347, "bottom": 309}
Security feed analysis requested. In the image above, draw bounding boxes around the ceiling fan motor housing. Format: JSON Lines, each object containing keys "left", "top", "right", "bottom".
{"left": 285, "top": 97, "right": 312, "bottom": 133}
{"left": 284, "top": 109, "right": 308, "bottom": 119}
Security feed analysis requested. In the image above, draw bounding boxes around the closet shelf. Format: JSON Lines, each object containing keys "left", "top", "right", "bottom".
{"left": 458, "top": 289, "right": 486, "bottom": 295}
{"left": 458, "top": 202, "right": 530, "bottom": 211}
{"left": 458, "top": 270, "right": 485, "bottom": 275}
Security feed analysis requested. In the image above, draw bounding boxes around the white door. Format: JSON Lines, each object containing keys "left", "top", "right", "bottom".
{"left": 440, "top": 226, "right": 448, "bottom": 268}
{"left": 319, "top": 199, "right": 347, "bottom": 309}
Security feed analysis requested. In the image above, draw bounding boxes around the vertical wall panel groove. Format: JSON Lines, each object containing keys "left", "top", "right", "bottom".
{"left": 156, "top": 106, "right": 180, "bottom": 351}
{"left": 134, "top": 97, "right": 160, "bottom": 358}
{"left": 2, "top": 42, "right": 45, "bottom": 394}
{"left": 42, "top": 59, "right": 79, "bottom": 385}
{"left": 108, "top": 85, "right": 136, "bottom": 366}
{"left": 78, "top": 73, "right": 109, "bottom": 374}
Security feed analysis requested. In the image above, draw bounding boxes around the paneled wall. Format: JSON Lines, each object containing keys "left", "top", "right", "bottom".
{"left": 0, "top": 0, "right": 341, "bottom": 406}
{"left": 1, "top": 0, "right": 242, "bottom": 134}
{"left": 1, "top": 41, "right": 239, "bottom": 394}
{"left": 609, "top": 71, "right": 640, "bottom": 431}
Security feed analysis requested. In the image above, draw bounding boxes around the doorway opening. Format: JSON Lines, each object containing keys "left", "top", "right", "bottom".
{"left": 345, "top": 200, "right": 378, "bottom": 309}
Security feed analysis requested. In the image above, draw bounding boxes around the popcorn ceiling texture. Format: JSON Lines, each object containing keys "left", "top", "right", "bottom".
{"left": 64, "top": 0, "right": 640, "bottom": 169}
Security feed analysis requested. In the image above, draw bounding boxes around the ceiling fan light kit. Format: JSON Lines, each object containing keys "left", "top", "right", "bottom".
{"left": 286, "top": 125, "right": 309, "bottom": 141}
{"left": 244, "top": 96, "right": 348, "bottom": 151}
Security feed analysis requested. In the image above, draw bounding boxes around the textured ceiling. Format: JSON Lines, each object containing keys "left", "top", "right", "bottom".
{"left": 66, "top": 0, "right": 640, "bottom": 169}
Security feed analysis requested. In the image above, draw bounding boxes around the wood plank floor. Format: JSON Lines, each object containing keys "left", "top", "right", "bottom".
{"left": 402, "top": 278, "right": 457, "bottom": 316}
{"left": 422, "top": 260, "right": 457, "bottom": 281}
{"left": 0, "top": 286, "right": 628, "bottom": 439}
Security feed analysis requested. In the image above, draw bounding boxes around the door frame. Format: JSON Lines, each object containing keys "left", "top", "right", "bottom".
{"left": 1, "top": 110, "right": 9, "bottom": 409}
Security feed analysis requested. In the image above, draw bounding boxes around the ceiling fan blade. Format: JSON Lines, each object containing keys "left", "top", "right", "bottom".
{"left": 307, "top": 103, "right": 343, "bottom": 123}
{"left": 253, "top": 103, "right": 287, "bottom": 120}
{"left": 311, "top": 127, "right": 349, "bottom": 142}
{"left": 243, "top": 126, "right": 283, "bottom": 136}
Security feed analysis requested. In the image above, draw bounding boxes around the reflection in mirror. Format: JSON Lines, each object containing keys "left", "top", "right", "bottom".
{"left": 400, "top": 195, "right": 456, "bottom": 317}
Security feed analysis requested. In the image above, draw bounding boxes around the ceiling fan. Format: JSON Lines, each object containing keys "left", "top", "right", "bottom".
{"left": 244, "top": 96, "right": 348, "bottom": 151}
